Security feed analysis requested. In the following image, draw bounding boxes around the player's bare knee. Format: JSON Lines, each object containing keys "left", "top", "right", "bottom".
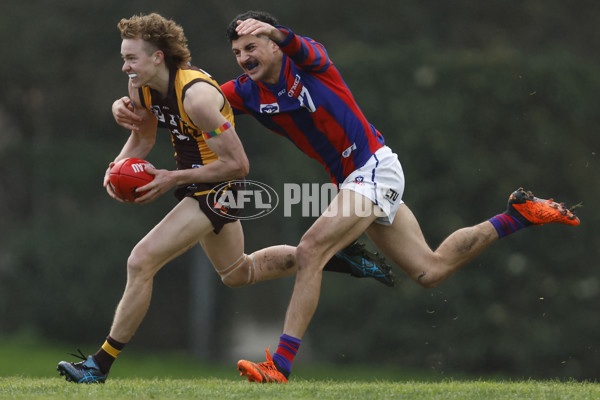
{"left": 295, "top": 241, "right": 324, "bottom": 274}
{"left": 217, "top": 254, "right": 255, "bottom": 287}
{"left": 221, "top": 267, "right": 248, "bottom": 288}
{"left": 126, "top": 247, "right": 155, "bottom": 280}
{"left": 221, "top": 278, "right": 241, "bottom": 288}
{"left": 294, "top": 242, "right": 311, "bottom": 272}
{"left": 126, "top": 255, "right": 150, "bottom": 281}
{"left": 414, "top": 270, "right": 441, "bottom": 289}
{"left": 418, "top": 278, "right": 441, "bottom": 289}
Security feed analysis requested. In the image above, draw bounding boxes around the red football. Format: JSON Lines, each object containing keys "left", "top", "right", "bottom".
{"left": 109, "top": 158, "right": 155, "bottom": 202}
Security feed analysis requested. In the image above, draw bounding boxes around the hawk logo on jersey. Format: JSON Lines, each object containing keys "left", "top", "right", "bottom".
{"left": 149, "top": 105, "right": 199, "bottom": 141}
{"left": 150, "top": 105, "right": 165, "bottom": 123}
{"left": 260, "top": 103, "right": 280, "bottom": 113}
{"left": 150, "top": 106, "right": 183, "bottom": 140}
{"left": 173, "top": 131, "right": 189, "bottom": 141}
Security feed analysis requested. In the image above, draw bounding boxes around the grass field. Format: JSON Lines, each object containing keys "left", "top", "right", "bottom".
{"left": 3, "top": 378, "right": 599, "bottom": 400}
{"left": 1, "top": 335, "right": 598, "bottom": 399}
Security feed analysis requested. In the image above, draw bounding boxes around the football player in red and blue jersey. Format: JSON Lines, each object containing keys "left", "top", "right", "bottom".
{"left": 225, "top": 12, "right": 579, "bottom": 384}
{"left": 221, "top": 19, "right": 385, "bottom": 186}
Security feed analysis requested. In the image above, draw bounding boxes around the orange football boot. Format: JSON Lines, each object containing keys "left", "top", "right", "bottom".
{"left": 508, "top": 188, "right": 580, "bottom": 226}
{"left": 237, "top": 348, "right": 288, "bottom": 383}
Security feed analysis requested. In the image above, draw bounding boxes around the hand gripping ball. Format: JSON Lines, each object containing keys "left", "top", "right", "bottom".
{"left": 109, "top": 157, "right": 155, "bottom": 202}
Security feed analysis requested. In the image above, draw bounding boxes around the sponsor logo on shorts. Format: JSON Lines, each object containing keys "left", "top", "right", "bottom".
{"left": 385, "top": 188, "right": 399, "bottom": 203}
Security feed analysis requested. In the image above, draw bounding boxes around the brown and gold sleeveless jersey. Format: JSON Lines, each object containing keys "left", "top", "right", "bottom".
{"left": 138, "top": 66, "right": 235, "bottom": 170}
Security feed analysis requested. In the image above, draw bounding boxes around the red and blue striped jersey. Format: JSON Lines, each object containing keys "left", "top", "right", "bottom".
{"left": 221, "top": 26, "right": 385, "bottom": 185}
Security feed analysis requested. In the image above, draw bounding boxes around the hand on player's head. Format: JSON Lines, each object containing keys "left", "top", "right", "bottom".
{"left": 235, "top": 18, "right": 282, "bottom": 41}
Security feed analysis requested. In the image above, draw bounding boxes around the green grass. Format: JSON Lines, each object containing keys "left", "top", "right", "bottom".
{"left": 1, "top": 335, "right": 598, "bottom": 399}
{"left": 1, "top": 378, "right": 599, "bottom": 400}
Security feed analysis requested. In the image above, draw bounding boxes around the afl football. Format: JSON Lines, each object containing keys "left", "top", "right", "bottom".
{"left": 109, "top": 158, "right": 155, "bottom": 202}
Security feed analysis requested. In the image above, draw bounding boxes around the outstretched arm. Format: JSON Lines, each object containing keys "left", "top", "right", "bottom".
{"left": 236, "top": 18, "right": 330, "bottom": 72}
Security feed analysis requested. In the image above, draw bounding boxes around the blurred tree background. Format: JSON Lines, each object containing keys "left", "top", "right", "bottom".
{"left": 1, "top": 0, "right": 598, "bottom": 380}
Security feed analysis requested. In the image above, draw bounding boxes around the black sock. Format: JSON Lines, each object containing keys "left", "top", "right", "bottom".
{"left": 93, "top": 335, "right": 126, "bottom": 374}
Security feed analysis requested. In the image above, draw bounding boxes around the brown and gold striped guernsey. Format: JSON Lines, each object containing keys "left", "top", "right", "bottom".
{"left": 139, "top": 65, "right": 235, "bottom": 170}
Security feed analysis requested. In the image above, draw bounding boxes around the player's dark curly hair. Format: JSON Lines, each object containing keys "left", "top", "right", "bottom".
{"left": 118, "top": 13, "right": 191, "bottom": 70}
{"left": 226, "top": 10, "right": 279, "bottom": 42}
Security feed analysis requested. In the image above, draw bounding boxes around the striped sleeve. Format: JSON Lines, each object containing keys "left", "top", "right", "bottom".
{"left": 275, "top": 26, "right": 331, "bottom": 72}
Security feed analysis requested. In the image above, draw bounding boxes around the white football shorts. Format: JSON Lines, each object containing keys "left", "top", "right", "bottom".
{"left": 339, "top": 146, "right": 405, "bottom": 225}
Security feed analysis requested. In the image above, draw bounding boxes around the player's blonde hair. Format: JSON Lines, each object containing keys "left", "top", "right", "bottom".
{"left": 118, "top": 13, "right": 191, "bottom": 70}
